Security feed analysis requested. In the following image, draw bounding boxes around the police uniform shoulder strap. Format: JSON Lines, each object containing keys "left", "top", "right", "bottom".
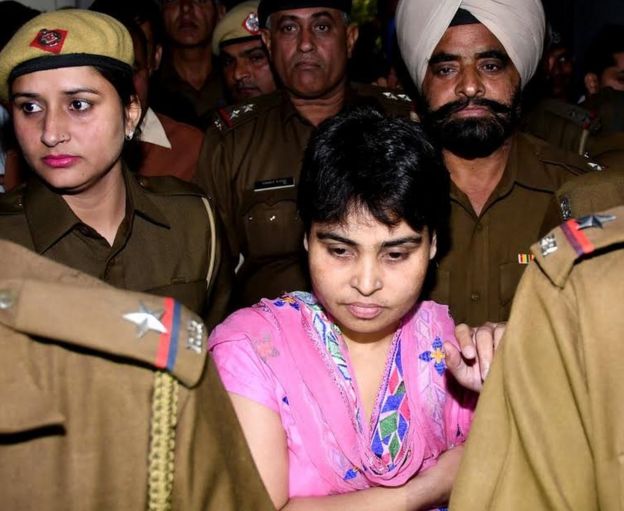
{"left": 539, "top": 98, "right": 600, "bottom": 132}
{"left": 531, "top": 204, "right": 624, "bottom": 287}
{"left": 0, "top": 278, "right": 208, "bottom": 388}
{"left": 210, "top": 90, "right": 283, "bottom": 133}
{"left": 554, "top": 169, "right": 624, "bottom": 220}
{"left": 349, "top": 82, "right": 415, "bottom": 118}
{"left": 530, "top": 133, "right": 604, "bottom": 174}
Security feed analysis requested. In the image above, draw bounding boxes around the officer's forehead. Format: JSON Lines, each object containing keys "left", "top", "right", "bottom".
{"left": 269, "top": 7, "right": 345, "bottom": 23}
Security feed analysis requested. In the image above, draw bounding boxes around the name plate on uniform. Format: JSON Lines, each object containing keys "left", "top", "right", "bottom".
{"left": 254, "top": 177, "right": 295, "bottom": 192}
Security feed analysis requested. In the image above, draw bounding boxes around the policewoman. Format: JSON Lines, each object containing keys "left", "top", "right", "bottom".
{"left": 0, "top": 10, "right": 227, "bottom": 325}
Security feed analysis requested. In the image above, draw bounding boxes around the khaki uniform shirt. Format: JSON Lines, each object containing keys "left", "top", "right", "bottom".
{"left": 196, "top": 86, "right": 414, "bottom": 308}
{"left": 0, "top": 168, "right": 227, "bottom": 327}
{"left": 429, "top": 133, "right": 593, "bottom": 325}
{"left": 0, "top": 241, "right": 273, "bottom": 511}
{"left": 450, "top": 205, "right": 624, "bottom": 511}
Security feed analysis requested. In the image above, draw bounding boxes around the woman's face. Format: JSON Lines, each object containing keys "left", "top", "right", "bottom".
{"left": 306, "top": 207, "right": 436, "bottom": 345}
{"left": 10, "top": 66, "right": 140, "bottom": 193}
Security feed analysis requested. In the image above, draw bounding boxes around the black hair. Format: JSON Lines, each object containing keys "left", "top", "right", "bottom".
{"left": 298, "top": 106, "right": 450, "bottom": 245}
{"left": 92, "top": 65, "right": 136, "bottom": 108}
{"left": 583, "top": 24, "right": 624, "bottom": 77}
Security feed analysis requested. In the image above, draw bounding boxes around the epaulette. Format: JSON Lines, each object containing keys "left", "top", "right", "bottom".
{"left": 349, "top": 82, "right": 415, "bottom": 118}
{"left": 531, "top": 205, "right": 624, "bottom": 287}
{"left": 136, "top": 174, "right": 207, "bottom": 198}
{"left": 539, "top": 98, "right": 601, "bottom": 132}
{"left": 530, "top": 133, "right": 604, "bottom": 173}
{"left": 0, "top": 275, "right": 208, "bottom": 388}
{"left": 555, "top": 169, "right": 624, "bottom": 220}
{"left": 0, "top": 184, "right": 26, "bottom": 214}
{"left": 210, "top": 91, "right": 283, "bottom": 133}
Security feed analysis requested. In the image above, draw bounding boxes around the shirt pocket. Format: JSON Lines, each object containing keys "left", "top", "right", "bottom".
{"left": 241, "top": 187, "right": 304, "bottom": 260}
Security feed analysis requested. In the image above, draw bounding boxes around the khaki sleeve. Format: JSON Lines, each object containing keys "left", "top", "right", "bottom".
{"left": 450, "top": 264, "right": 597, "bottom": 510}
{"left": 194, "top": 126, "right": 241, "bottom": 265}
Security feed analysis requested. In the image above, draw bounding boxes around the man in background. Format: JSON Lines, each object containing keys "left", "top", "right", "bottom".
{"left": 212, "top": 0, "right": 277, "bottom": 104}
{"left": 151, "top": 0, "right": 225, "bottom": 129}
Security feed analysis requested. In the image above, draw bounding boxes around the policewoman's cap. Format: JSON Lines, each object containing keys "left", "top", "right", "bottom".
{"left": 212, "top": 1, "right": 261, "bottom": 56}
{"left": 0, "top": 9, "right": 134, "bottom": 101}
{"left": 258, "top": 0, "right": 352, "bottom": 28}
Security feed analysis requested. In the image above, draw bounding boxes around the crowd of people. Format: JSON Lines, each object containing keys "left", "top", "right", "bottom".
{"left": 0, "top": 0, "right": 623, "bottom": 509}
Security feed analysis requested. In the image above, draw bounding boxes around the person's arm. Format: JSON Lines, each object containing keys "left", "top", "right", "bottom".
{"left": 194, "top": 126, "right": 240, "bottom": 266}
{"left": 229, "top": 392, "right": 464, "bottom": 511}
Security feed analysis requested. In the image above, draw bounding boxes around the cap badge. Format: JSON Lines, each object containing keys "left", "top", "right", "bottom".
{"left": 30, "top": 28, "right": 68, "bottom": 54}
{"left": 243, "top": 12, "right": 260, "bottom": 35}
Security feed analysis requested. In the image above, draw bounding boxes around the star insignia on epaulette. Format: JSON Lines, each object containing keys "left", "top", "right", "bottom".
{"left": 576, "top": 213, "right": 616, "bottom": 230}
{"left": 382, "top": 91, "right": 398, "bottom": 100}
{"left": 242, "top": 104, "right": 254, "bottom": 113}
{"left": 123, "top": 303, "right": 168, "bottom": 338}
{"left": 230, "top": 108, "right": 241, "bottom": 119}
{"left": 397, "top": 93, "right": 412, "bottom": 102}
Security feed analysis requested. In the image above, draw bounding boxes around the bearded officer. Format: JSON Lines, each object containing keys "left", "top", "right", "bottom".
{"left": 396, "top": 0, "right": 596, "bottom": 326}
{"left": 195, "top": 0, "right": 414, "bottom": 308}
{"left": 0, "top": 240, "right": 273, "bottom": 511}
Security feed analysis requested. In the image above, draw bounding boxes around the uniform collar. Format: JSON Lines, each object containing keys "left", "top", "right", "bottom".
{"left": 138, "top": 108, "right": 172, "bottom": 149}
{"left": 24, "top": 177, "right": 82, "bottom": 253}
{"left": 24, "top": 166, "right": 170, "bottom": 253}
{"left": 504, "top": 132, "right": 564, "bottom": 193}
{"left": 121, "top": 166, "right": 170, "bottom": 229}
{"left": 280, "top": 84, "right": 354, "bottom": 126}
{"left": 450, "top": 132, "right": 563, "bottom": 199}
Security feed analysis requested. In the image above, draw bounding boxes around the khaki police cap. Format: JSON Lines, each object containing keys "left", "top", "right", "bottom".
{"left": 0, "top": 9, "right": 134, "bottom": 101}
{"left": 212, "top": 1, "right": 261, "bottom": 55}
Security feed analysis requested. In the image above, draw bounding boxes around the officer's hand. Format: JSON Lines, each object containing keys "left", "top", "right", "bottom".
{"left": 443, "top": 322, "right": 506, "bottom": 392}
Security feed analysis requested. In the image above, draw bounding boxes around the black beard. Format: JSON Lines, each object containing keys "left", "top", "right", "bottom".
{"left": 421, "top": 92, "right": 521, "bottom": 159}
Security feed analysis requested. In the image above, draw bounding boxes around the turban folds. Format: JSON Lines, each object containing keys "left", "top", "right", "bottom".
{"left": 396, "top": 0, "right": 545, "bottom": 91}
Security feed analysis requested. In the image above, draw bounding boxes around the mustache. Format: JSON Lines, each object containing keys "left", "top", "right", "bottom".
{"left": 431, "top": 97, "right": 514, "bottom": 118}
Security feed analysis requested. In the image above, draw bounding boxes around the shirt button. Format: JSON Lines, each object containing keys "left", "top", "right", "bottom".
{"left": 475, "top": 223, "right": 483, "bottom": 232}
{"left": 471, "top": 292, "right": 481, "bottom": 302}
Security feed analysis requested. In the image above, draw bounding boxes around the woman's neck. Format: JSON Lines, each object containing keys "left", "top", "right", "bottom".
{"left": 62, "top": 165, "right": 127, "bottom": 246}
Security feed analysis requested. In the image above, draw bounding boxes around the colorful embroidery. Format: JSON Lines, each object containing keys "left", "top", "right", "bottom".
{"left": 343, "top": 467, "right": 359, "bottom": 480}
{"left": 370, "top": 341, "right": 411, "bottom": 469}
{"left": 274, "top": 294, "right": 300, "bottom": 310}
{"left": 418, "top": 337, "right": 446, "bottom": 375}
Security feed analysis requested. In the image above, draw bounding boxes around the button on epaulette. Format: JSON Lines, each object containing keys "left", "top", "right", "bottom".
{"left": 531, "top": 205, "right": 624, "bottom": 287}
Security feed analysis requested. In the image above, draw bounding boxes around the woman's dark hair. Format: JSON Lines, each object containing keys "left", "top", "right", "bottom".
{"left": 298, "top": 106, "right": 450, "bottom": 245}
{"left": 93, "top": 64, "right": 136, "bottom": 109}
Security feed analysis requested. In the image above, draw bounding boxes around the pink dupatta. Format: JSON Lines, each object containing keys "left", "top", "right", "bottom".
{"left": 209, "top": 292, "right": 475, "bottom": 494}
